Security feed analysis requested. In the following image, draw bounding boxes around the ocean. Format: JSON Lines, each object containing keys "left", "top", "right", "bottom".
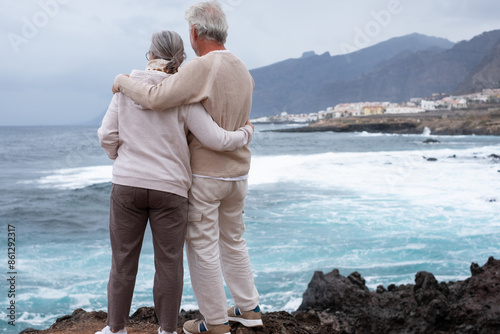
{"left": 1, "top": 124, "right": 499, "bottom": 332}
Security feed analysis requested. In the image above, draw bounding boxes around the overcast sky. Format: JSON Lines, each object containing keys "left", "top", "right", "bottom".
{"left": 2, "top": 0, "right": 500, "bottom": 126}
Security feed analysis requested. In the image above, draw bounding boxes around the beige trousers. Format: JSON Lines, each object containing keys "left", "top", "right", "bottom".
{"left": 186, "top": 177, "right": 260, "bottom": 325}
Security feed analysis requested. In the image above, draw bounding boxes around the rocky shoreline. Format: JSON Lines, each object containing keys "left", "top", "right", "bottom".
{"left": 22, "top": 257, "right": 500, "bottom": 334}
{"left": 269, "top": 107, "right": 500, "bottom": 135}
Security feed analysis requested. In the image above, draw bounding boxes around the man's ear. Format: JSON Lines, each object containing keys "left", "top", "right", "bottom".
{"left": 191, "top": 25, "right": 198, "bottom": 40}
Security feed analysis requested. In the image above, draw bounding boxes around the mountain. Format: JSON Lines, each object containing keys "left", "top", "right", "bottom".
{"left": 455, "top": 41, "right": 500, "bottom": 94}
{"left": 249, "top": 30, "right": 500, "bottom": 118}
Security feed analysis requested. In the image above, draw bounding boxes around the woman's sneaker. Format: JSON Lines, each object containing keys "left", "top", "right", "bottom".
{"left": 95, "top": 326, "right": 127, "bottom": 334}
{"left": 158, "top": 327, "right": 177, "bottom": 334}
{"left": 227, "top": 305, "right": 263, "bottom": 327}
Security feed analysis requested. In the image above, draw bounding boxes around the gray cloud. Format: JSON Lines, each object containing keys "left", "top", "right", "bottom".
{"left": 1, "top": 0, "right": 500, "bottom": 125}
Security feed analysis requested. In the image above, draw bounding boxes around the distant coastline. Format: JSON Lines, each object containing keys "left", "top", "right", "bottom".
{"left": 266, "top": 106, "right": 500, "bottom": 136}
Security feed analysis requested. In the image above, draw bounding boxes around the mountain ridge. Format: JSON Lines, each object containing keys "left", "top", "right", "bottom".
{"left": 250, "top": 30, "right": 500, "bottom": 118}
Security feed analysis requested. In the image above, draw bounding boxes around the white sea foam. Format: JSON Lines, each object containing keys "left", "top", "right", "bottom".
{"left": 249, "top": 145, "right": 500, "bottom": 212}
{"left": 178, "top": 302, "right": 199, "bottom": 311}
{"left": 283, "top": 297, "right": 303, "bottom": 311}
{"left": 338, "top": 259, "right": 447, "bottom": 270}
{"left": 16, "top": 312, "right": 60, "bottom": 326}
{"left": 14, "top": 287, "right": 69, "bottom": 306}
{"left": 69, "top": 293, "right": 97, "bottom": 310}
{"left": 24, "top": 144, "right": 500, "bottom": 202}
{"left": 256, "top": 290, "right": 306, "bottom": 311}
{"left": 33, "top": 287, "right": 68, "bottom": 299}
{"left": 25, "top": 165, "right": 112, "bottom": 189}
{"left": 358, "top": 131, "right": 386, "bottom": 137}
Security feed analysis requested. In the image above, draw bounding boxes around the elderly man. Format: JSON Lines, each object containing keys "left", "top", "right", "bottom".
{"left": 112, "top": 1, "right": 261, "bottom": 334}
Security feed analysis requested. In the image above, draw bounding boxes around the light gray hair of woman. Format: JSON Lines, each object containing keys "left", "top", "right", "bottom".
{"left": 184, "top": 0, "right": 228, "bottom": 44}
{"left": 149, "top": 30, "right": 187, "bottom": 74}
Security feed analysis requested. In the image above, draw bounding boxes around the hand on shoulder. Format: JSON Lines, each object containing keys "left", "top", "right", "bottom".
{"left": 112, "top": 74, "right": 130, "bottom": 94}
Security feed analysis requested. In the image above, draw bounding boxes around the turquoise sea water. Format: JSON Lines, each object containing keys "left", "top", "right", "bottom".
{"left": 0, "top": 124, "right": 499, "bottom": 332}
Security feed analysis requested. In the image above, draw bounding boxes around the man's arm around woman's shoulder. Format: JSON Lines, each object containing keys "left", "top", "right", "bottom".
{"left": 113, "top": 57, "right": 211, "bottom": 112}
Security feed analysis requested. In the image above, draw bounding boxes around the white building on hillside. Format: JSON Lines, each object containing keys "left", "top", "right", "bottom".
{"left": 421, "top": 100, "right": 436, "bottom": 110}
{"left": 385, "top": 105, "right": 425, "bottom": 114}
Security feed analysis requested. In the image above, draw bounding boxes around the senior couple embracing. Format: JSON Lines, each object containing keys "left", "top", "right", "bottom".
{"left": 97, "top": 1, "right": 261, "bottom": 334}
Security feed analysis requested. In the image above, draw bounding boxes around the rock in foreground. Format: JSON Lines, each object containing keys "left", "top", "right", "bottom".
{"left": 24, "top": 257, "right": 500, "bottom": 334}
{"left": 299, "top": 256, "right": 500, "bottom": 333}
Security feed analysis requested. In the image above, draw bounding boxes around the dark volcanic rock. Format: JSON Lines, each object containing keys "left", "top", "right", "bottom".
{"left": 24, "top": 258, "right": 500, "bottom": 334}
{"left": 297, "top": 257, "right": 500, "bottom": 333}
{"left": 423, "top": 138, "right": 440, "bottom": 144}
{"left": 269, "top": 122, "right": 419, "bottom": 134}
{"left": 298, "top": 269, "right": 371, "bottom": 312}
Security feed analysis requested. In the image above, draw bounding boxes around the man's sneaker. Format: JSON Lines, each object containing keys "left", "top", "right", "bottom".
{"left": 183, "top": 319, "right": 230, "bottom": 334}
{"left": 95, "top": 326, "right": 127, "bottom": 334}
{"left": 227, "top": 305, "right": 263, "bottom": 327}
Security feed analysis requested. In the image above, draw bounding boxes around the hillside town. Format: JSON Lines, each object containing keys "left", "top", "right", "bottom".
{"left": 252, "top": 88, "right": 500, "bottom": 123}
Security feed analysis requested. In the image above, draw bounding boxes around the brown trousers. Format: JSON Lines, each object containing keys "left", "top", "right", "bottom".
{"left": 107, "top": 184, "right": 188, "bottom": 332}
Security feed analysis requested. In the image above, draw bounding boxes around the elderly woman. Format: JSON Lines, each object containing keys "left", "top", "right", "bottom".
{"left": 96, "top": 30, "right": 253, "bottom": 334}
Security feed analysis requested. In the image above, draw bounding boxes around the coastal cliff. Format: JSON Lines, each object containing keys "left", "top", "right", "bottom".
{"left": 271, "top": 107, "right": 500, "bottom": 136}
{"left": 22, "top": 257, "right": 500, "bottom": 334}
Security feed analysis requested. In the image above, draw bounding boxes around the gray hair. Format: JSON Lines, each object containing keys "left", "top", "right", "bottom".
{"left": 185, "top": 0, "right": 228, "bottom": 44}
{"left": 149, "top": 30, "right": 187, "bottom": 74}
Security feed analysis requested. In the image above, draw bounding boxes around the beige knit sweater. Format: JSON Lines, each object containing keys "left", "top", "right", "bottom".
{"left": 100, "top": 66, "right": 253, "bottom": 198}
{"left": 114, "top": 51, "right": 254, "bottom": 178}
